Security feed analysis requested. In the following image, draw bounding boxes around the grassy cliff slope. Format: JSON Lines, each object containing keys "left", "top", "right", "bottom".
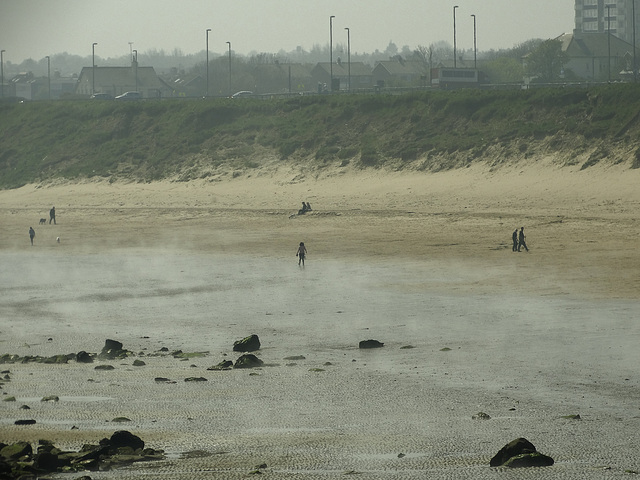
{"left": 2, "top": 86, "right": 640, "bottom": 189}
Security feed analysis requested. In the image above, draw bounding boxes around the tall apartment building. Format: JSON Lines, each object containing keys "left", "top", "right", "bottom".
{"left": 575, "top": 0, "right": 639, "bottom": 45}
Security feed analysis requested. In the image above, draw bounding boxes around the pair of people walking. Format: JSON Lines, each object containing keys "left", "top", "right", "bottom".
{"left": 512, "top": 227, "right": 528, "bottom": 252}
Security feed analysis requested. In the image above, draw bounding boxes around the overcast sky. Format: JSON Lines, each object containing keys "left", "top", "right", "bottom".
{"left": 1, "top": 0, "right": 575, "bottom": 62}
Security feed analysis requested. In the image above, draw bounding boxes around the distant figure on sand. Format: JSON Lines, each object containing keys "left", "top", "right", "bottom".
{"left": 296, "top": 242, "right": 307, "bottom": 266}
{"left": 518, "top": 227, "right": 529, "bottom": 252}
{"left": 305, "top": 202, "right": 312, "bottom": 211}
{"left": 512, "top": 229, "right": 518, "bottom": 252}
{"left": 298, "top": 202, "right": 308, "bottom": 215}
{"left": 29, "top": 227, "right": 35, "bottom": 246}
{"left": 49, "top": 206, "right": 56, "bottom": 225}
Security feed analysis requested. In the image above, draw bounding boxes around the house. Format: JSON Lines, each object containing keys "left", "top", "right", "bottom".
{"left": 76, "top": 60, "right": 172, "bottom": 98}
{"left": 556, "top": 32, "right": 639, "bottom": 81}
{"left": 372, "top": 60, "right": 428, "bottom": 87}
{"left": 164, "top": 73, "right": 205, "bottom": 98}
{"left": 311, "top": 61, "right": 373, "bottom": 91}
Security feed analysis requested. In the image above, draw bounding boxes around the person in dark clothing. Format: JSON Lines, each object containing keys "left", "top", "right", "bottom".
{"left": 49, "top": 206, "right": 56, "bottom": 225}
{"left": 29, "top": 227, "right": 35, "bottom": 246}
{"left": 512, "top": 229, "right": 518, "bottom": 252}
{"left": 518, "top": 227, "right": 528, "bottom": 252}
{"left": 305, "top": 202, "right": 312, "bottom": 211}
{"left": 296, "top": 242, "right": 307, "bottom": 266}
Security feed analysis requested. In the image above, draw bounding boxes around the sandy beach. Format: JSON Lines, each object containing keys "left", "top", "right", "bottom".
{"left": 1, "top": 159, "right": 639, "bottom": 479}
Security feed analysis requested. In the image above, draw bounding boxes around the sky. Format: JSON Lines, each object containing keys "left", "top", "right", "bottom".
{"left": 1, "top": 0, "right": 575, "bottom": 62}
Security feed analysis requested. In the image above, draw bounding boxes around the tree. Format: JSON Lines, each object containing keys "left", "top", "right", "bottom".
{"left": 524, "top": 39, "right": 569, "bottom": 82}
{"left": 482, "top": 57, "right": 524, "bottom": 84}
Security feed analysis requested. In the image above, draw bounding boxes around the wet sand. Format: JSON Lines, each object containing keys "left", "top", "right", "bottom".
{"left": 1, "top": 161, "right": 639, "bottom": 478}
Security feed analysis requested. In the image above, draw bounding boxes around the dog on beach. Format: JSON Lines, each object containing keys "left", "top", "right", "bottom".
{"left": 39, "top": 218, "right": 46, "bottom": 224}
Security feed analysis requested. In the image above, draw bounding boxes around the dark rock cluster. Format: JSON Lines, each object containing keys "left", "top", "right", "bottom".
{"left": 490, "top": 437, "right": 554, "bottom": 468}
{"left": 0, "top": 431, "right": 163, "bottom": 479}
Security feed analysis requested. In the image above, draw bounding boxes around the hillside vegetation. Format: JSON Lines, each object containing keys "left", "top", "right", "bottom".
{"left": 2, "top": 86, "right": 640, "bottom": 189}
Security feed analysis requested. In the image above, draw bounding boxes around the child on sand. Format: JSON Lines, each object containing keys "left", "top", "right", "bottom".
{"left": 296, "top": 242, "right": 307, "bottom": 266}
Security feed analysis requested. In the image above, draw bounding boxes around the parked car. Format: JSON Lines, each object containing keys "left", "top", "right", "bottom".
{"left": 230, "top": 90, "right": 254, "bottom": 98}
{"left": 115, "top": 91, "right": 142, "bottom": 100}
{"left": 90, "top": 93, "right": 113, "bottom": 100}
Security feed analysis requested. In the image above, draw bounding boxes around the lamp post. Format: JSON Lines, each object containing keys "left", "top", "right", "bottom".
{"left": 46, "top": 55, "right": 51, "bottom": 100}
{"left": 206, "top": 28, "right": 211, "bottom": 97}
{"left": 1, "top": 49, "right": 5, "bottom": 99}
{"left": 133, "top": 49, "right": 138, "bottom": 92}
{"left": 129, "top": 42, "right": 133, "bottom": 61}
{"left": 345, "top": 27, "right": 351, "bottom": 92}
{"left": 471, "top": 14, "right": 477, "bottom": 70}
{"left": 92, "top": 42, "right": 97, "bottom": 94}
{"left": 330, "top": 15, "right": 335, "bottom": 91}
{"left": 453, "top": 5, "right": 459, "bottom": 68}
{"left": 226, "top": 41, "right": 231, "bottom": 96}
{"left": 633, "top": 0, "right": 637, "bottom": 81}
{"left": 607, "top": 4, "right": 612, "bottom": 82}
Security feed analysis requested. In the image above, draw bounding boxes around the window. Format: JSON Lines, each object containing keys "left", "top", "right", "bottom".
{"left": 583, "top": 21, "right": 599, "bottom": 31}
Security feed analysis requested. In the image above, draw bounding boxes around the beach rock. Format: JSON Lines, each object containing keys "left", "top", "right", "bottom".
{"left": 234, "top": 354, "right": 264, "bottom": 369}
{"left": 503, "top": 452, "right": 555, "bottom": 468}
{"left": 14, "top": 419, "right": 36, "bottom": 425}
{"left": 99, "top": 339, "right": 128, "bottom": 360}
{"left": 44, "top": 354, "right": 70, "bottom": 364}
{"left": 0, "top": 433, "right": 162, "bottom": 476}
{"left": 1, "top": 441, "right": 32, "bottom": 459}
{"left": 94, "top": 364, "right": 115, "bottom": 370}
{"left": 34, "top": 450, "right": 59, "bottom": 471}
{"left": 490, "top": 437, "right": 553, "bottom": 467}
{"left": 111, "top": 417, "right": 132, "bottom": 423}
{"left": 472, "top": 412, "right": 491, "bottom": 420}
{"left": 41, "top": 395, "right": 60, "bottom": 402}
{"left": 207, "top": 360, "right": 233, "bottom": 370}
{"left": 233, "top": 334, "right": 261, "bottom": 352}
{"left": 359, "top": 339, "right": 384, "bottom": 349}
{"left": 132, "top": 359, "right": 146, "bottom": 366}
{"left": 76, "top": 351, "right": 94, "bottom": 363}
{"left": 109, "top": 431, "right": 145, "bottom": 452}
{"left": 184, "top": 377, "right": 208, "bottom": 382}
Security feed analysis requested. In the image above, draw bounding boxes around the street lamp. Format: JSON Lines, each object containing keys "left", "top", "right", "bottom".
{"left": 471, "top": 14, "right": 477, "bottom": 70}
{"left": 1, "top": 49, "right": 5, "bottom": 99}
{"left": 226, "top": 41, "right": 232, "bottom": 96}
{"left": 607, "top": 4, "right": 612, "bottom": 82}
{"left": 330, "top": 15, "right": 335, "bottom": 91}
{"left": 92, "top": 43, "right": 97, "bottom": 94}
{"left": 46, "top": 55, "right": 51, "bottom": 100}
{"left": 206, "top": 28, "right": 211, "bottom": 97}
{"left": 129, "top": 42, "right": 133, "bottom": 62}
{"left": 453, "top": 6, "right": 459, "bottom": 68}
{"left": 633, "top": 0, "right": 637, "bottom": 81}
{"left": 344, "top": 27, "right": 351, "bottom": 92}
{"left": 133, "top": 49, "right": 138, "bottom": 92}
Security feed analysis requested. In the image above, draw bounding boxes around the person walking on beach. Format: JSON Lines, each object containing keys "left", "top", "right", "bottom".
{"left": 296, "top": 242, "right": 307, "bottom": 266}
{"left": 49, "top": 206, "right": 56, "bottom": 225}
{"left": 29, "top": 227, "right": 35, "bottom": 246}
{"left": 518, "top": 227, "right": 529, "bottom": 252}
{"left": 512, "top": 229, "right": 518, "bottom": 252}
